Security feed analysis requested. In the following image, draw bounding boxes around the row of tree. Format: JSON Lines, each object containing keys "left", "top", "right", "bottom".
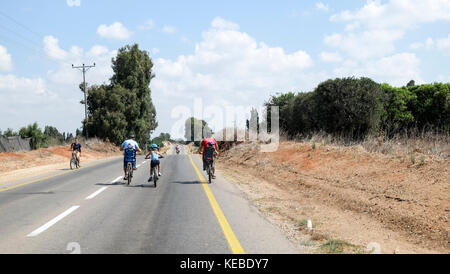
{"left": 1, "top": 123, "right": 79, "bottom": 149}
{"left": 265, "top": 77, "right": 450, "bottom": 140}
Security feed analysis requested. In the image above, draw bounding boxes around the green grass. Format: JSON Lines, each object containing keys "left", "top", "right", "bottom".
{"left": 296, "top": 219, "right": 309, "bottom": 227}
{"left": 410, "top": 154, "right": 416, "bottom": 165}
{"left": 318, "top": 239, "right": 366, "bottom": 254}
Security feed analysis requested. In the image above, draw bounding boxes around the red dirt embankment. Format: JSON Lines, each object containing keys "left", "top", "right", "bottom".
{"left": 0, "top": 140, "right": 121, "bottom": 174}
{"left": 217, "top": 141, "right": 449, "bottom": 254}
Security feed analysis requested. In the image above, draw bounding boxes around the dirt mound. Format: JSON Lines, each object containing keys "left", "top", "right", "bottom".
{"left": 0, "top": 141, "right": 122, "bottom": 174}
{"left": 218, "top": 141, "right": 449, "bottom": 253}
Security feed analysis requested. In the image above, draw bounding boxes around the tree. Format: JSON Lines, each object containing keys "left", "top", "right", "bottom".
{"left": 19, "top": 122, "right": 44, "bottom": 149}
{"left": 380, "top": 84, "right": 415, "bottom": 136}
{"left": 3, "top": 128, "right": 18, "bottom": 137}
{"left": 406, "top": 80, "right": 415, "bottom": 87}
{"left": 264, "top": 92, "right": 296, "bottom": 135}
{"left": 313, "top": 77, "right": 384, "bottom": 139}
{"left": 85, "top": 44, "right": 158, "bottom": 145}
{"left": 184, "top": 117, "right": 211, "bottom": 146}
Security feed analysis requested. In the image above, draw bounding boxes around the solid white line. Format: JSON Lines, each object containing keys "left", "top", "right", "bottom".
{"left": 27, "top": 206, "right": 80, "bottom": 237}
{"left": 85, "top": 187, "right": 108, "bottom": 200}
{"left": 112, "top": 176, "right": 122, "bottom": 183}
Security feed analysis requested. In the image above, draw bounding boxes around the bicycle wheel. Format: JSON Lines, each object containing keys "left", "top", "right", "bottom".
{"left": 127, "top": 163, "right": 132, "bottom": 186}
{"left": 207, "top": 164, "right": 212, "bottom": 184}
{"left": 70, "top": 158, "right": 75, "bottom": 170}
{"left": 153, "top": 167, "right": 158, "bottom": 188}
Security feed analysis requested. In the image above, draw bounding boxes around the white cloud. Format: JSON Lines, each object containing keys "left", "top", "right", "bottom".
{"left": 326, "top": 0, "right": 450, "bottom": 68}
{"left": 211, "top": 17, "right": 240, "bottom": 30}
{"left": 320, "top": 51, "right": 342, "bottom": 63}
{"left": 324, "top": 29, "right": 404, "bottom": 60}
{"left": 410, "top": 35, "right": 450, "bottom": 54}
{"left": 151, "top": 18, "right": 320, "bottom": 137}
{"left": 161, "top": 25, "right": 176, "bottom": 34}
{"left": 97, "top": 22, "right": 132, "bottom": 40}
{"left": 0, "top": 45, "right": 13, "bottom": 72}
{"left": 43, "top": 35, "right": 68, "bottom": 60}
{"left": 330, "top": 0, "right": 450, "bottom": 31}
{"left": 9, "top": 36, "right": 118, "bottom": 133}
{"left": 87, "top": 45, "right": 109, "bottom": 57}
{"left": 66, "top": 0, "right": 81, "bottom": 7}
{"left": 333, "top": 53, "right": 422, "bottom": 86}
{"left": 0, "top": 74, "right": 65, "bottom": 131}
{"left": 316, "top": 2, "right": 330, "bottom": 12}
{"left": 138, "top": 19, "right": 155, "bottom": 30}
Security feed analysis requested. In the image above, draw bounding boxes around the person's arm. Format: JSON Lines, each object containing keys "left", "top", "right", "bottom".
{"left": 215, "top": 142, "right": 219, "bottom": 155}
{"left": 197, "top": 141, "right": 204, "bottom": 154}
{"left": 120, "top": 142, "right": 125, "bottom": 151}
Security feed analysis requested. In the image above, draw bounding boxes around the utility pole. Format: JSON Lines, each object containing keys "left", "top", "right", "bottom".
{"left": 72, "top": 63, "right": 95, "bottom": 139}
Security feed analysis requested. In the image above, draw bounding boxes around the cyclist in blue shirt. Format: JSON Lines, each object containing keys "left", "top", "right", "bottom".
{"left": 120, "top": 134, "right": 141, "bottom": 180}
{"left": 145, "top": 144, "right": 163, "bottom": 182}
{"left": 70, "top": 138, "right": 82, "bottom": 167}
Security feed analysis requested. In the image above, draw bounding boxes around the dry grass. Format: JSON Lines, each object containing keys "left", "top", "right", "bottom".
{"left": 217, "top": 138, "right": 449, "bottom": 253}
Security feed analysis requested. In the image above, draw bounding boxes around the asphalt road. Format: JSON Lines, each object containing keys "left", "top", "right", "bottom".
{"left": 0, "top": 146, "right": 300, "bottom": 254}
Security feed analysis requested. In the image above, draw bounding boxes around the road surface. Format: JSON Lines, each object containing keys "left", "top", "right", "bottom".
{"left": 0, "top": 146, "right": 300, "bottom": 254}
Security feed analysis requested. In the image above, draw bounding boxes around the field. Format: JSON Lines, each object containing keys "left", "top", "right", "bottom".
{"left": 217, "top": 139, "right": 449, "bottom": 254}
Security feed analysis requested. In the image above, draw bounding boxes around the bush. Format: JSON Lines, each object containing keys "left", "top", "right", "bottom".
{"left": 265, "top": 78, "right": 449, "bottom": 141}
{"left": 19, "top": 122, "right": 44, "bottom": 149}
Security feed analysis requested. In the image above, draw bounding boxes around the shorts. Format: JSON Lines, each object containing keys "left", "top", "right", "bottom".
{"left": 150, "top": 159, "right": 160, "bottom": 168}
{"left": 203, "top": 154, "right": 215, "bottom": 170}
{"left": 124, "top": 159, "right": 136, "bottom": 168}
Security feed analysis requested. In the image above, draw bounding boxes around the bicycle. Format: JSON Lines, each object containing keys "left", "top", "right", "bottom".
{"left": 146, "top": 155, "right": 163, "bottom": 188}
{"left": 126, "top": 162, "right": 134, "bottom": 186}
{"left": 70, "top": 152, "right": 79, "bottom": 170}
{"left": 205, "top": 158, "right": 213, "bottom": 184}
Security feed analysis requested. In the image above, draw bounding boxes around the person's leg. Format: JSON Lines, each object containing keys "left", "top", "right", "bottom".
{"left": 123, "top": 160, "right": 128, "bottom": 179}
{"left": 212, "top": 157, "right": 216, "bottom": 178}
{"left": 76, "top": 151, "right": 81, "bottom": 165}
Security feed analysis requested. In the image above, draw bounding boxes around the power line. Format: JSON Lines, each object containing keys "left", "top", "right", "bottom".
{"left": 0, "top": 11, "right": 44, "bottom": 40}
{"left": 0, "top": 24, "right": 42, "bottom": 50}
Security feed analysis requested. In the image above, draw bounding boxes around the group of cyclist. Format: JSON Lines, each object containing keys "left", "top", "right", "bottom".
{"left": 69, "top": 132, "right": 219, "bottom": 182}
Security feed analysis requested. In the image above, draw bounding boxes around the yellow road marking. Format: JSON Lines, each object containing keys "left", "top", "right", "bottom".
{"left": 0, "top": 156, "right": 121, "bottom": 193}
{"left": 188, "top": 154, "right": 245, "bottom": 254}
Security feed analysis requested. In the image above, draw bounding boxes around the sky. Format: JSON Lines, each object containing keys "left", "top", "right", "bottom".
{"left": 0, "top": 0, "right": 450, "bottom": 139}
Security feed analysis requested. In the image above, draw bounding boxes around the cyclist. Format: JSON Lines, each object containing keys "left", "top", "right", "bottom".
{"left": 198, "top": 133, "right": 219, "bottom": 179}
{"left": 146, "top": 144, "right": 163, "bottom": 182}
{"left": 175, "top": 144, "right": 180, "bottom": 154}
{"left": 70, "top": 138, "right": 82, "bottom": 167}
{"left": 120, "top": 134, "right": 141, "bottom": 180}
{"left": 123, "top": 143, "right": 137, "bottom": 180}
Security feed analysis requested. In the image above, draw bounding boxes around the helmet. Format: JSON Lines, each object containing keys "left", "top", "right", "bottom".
{"left": 129, "top": 133, "right": 135, "bottom": 139}
{"left": 150, "top": 144, "right": 159, "bottom": 150}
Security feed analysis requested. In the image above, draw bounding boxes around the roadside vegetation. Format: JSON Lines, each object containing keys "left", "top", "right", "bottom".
{"left": 264, "top": 77, "right": 449, "bottom": 146}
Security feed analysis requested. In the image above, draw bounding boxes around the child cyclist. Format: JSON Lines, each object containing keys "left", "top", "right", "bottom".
{"left": 146, "top": 144, "right": 163, "bottom": 182}
{"left": 123, "top": 143, "right": 137, "bottom": 180}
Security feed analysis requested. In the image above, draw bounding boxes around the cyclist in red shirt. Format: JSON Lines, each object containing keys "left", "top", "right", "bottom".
{"left": 198, "top": 133, "right": 219, "bottom": 179}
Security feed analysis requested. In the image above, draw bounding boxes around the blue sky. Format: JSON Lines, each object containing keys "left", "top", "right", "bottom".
{"left": 1, "top": 0, "right": 450, "bottom": 139}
